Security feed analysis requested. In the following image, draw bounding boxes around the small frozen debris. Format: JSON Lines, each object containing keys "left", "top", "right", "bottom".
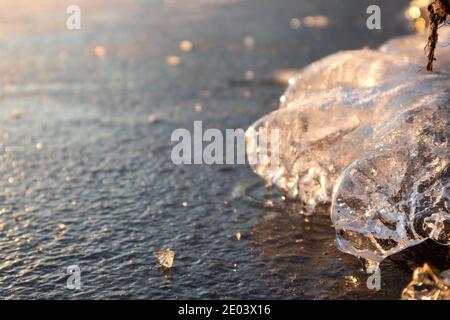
{"left": 402, "top": 264, "right": 450, "bottom": 300}
{"left": 153, "top": 249, "right": 175, "bottom": 269}
{"left": 344, "top": 275, "right": 359, "bottom": 287}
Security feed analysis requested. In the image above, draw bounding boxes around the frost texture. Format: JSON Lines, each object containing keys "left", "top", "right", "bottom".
{"left": 246, "top": 29, "right": 450, "bottom": 262}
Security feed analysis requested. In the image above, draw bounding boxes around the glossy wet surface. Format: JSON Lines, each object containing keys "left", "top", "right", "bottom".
{"left": 0, "top": 0, "right": 430, "bottom": 299}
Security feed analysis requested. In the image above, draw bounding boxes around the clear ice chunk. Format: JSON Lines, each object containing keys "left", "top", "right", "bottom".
{"left": 153, "top": 249, "right": 175, "bottom": 269}
{"left": 245, "top": 29, "right": 449, "bottom": 262}
{"left": 401, "top": 263, "right": 450, "bottom": 300}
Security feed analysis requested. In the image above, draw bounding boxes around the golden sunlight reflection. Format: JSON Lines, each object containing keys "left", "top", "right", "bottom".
{"left": 243, "top": 36, "right": 256, "bottom": 49}
{"left": 360, "top": 59, "right": 391, "bottom": 88}
{"left": 273, "top": 69, "right": 298, "bottom": 85}
{"left": 404, "top": 0, "right": 430, "bottom": 33}
{"left": 409, "top": 6, "right": 422, "bottom": 19}
{"left": 0, "top": 0, "right": 445, "bottom": 301}
{"left": 179, "top": 40, "right": 194, "bottom": 52}
{"left": 166, "top": 55, "right": 181, "bottom": 66}
{"left": 94, "top": 46, "right": 107, "bottom": 59}
{"left": 302, "top": 15, "right": 329, "bottom": 28}
{"left": 289, "top": 18, "right": 301, "bottom": 30}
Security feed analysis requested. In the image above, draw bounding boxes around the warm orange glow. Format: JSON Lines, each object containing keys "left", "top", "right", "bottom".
{"left": 94, "top": 46, "right": 107, "bottom": 58}
{"left": 415, "top": 18, "right": 426, "bottom": 33}
{"left": 409, "top": 6, "right": 421, "bottom": 19}
{"left": 179, "top": 40, "right": 194, "bottom": 52}
{"left": 166, "top": 55, "right": 181, "bottom": 66}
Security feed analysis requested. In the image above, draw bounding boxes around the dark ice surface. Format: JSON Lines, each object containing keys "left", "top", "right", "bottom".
{"left": 0, "top": 0, "right": 429, "bottom": 299}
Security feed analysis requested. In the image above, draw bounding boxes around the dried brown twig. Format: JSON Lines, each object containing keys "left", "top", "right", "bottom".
{"left": 426, "top": 0, "right": 450, "bottom": 71}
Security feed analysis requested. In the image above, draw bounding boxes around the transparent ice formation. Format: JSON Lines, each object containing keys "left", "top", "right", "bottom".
{"left": 153, "top": 249, "right": 175, "bottom": 269}
{"left": 246, "top": 29, "right": 449, "bottom": 262}
{"left": 401, "top": 263, "right": 450, "bottom": 300}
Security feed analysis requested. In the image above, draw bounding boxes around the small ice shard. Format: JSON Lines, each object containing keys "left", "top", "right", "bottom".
{"left": 246, "top": 28, "right": 450, "bottom": 262}
{"left": 401, "top": 264, "right": 450, "bottom": 300}
{"left": 344, "top": 275, "right": 359, "bottom": 287}
{"left": 153, "top": 249, "right": 175, "bottom": 269}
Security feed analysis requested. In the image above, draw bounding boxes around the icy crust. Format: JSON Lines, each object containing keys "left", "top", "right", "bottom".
{"left": 333, "top": 104, "right": 449, "bottom": 261}
{"left": 245, "top": 29, "right": 449, "bottom": 262}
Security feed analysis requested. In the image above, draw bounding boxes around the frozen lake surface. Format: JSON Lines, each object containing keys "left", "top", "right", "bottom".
{"left": 1, "top": 0, "right": 442, "bottom": 299}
